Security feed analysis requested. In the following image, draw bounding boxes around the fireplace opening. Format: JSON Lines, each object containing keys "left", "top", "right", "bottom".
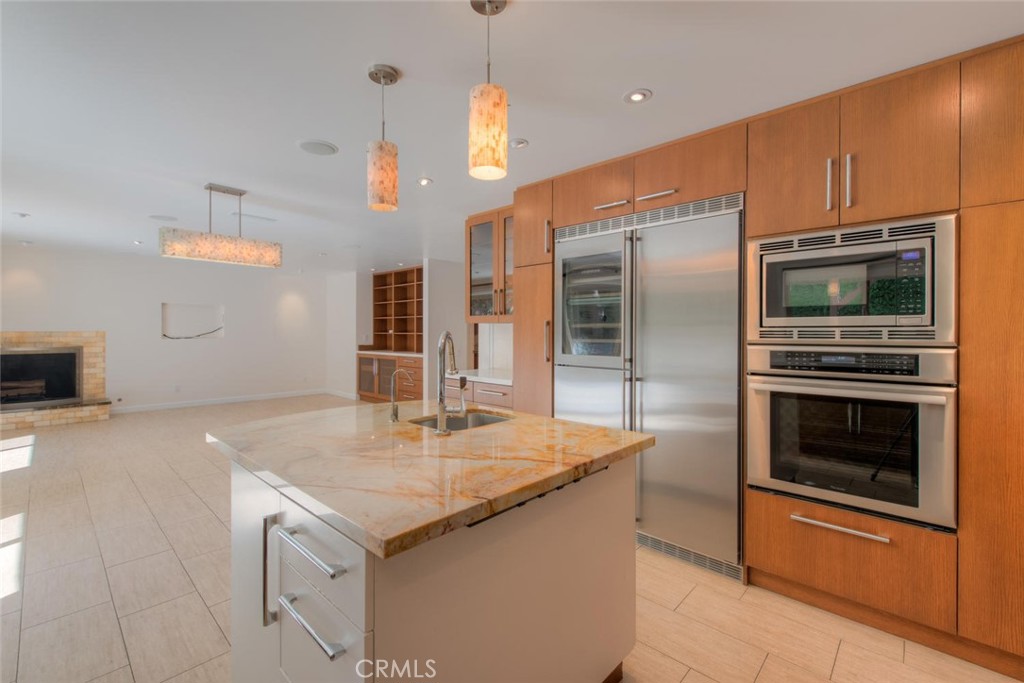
{"left": 1, "top": 347, "right": 82, "bottom": 409}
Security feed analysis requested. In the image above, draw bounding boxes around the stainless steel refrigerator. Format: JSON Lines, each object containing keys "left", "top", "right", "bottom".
{"left": 554, "top": 199, "right": 741, "bottom": 566}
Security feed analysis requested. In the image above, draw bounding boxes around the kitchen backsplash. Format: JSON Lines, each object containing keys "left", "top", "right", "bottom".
{"left": 478, "top": 323, "right": 513, "bottom": 371}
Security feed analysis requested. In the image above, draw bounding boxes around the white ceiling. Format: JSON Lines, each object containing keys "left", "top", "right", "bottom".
{"left": 3, "top": 1, "right": 1022, "bottom": 273}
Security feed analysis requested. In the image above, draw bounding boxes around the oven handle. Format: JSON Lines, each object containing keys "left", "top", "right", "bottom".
{"left": 748, "top": 381, "right": 947, "bottom": 406}
{"left": 789, "top": 514, "right": 890, "bottom": 544}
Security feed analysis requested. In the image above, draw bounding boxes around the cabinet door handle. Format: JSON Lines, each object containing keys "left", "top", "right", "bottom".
{"left": 402, "top": 381, "right": 415, "bottom": 387}
{"left": 277, "top": 526, "right": 347, "bottom": 579}
{"left": 493, "top": 288, "right": 499, "bottom": 313}
{"left": 544, "top": 219, "right": 551, "bottom": 254}
{"left": 826, "top": 158, "right": 833, "bottom": 212}
{"left": 477, "top": 389, "right": 506, "bottom": 397}
{"left": 636, "top": 188, "right": 678, "bottom": 202}
{"left": 544, "top": 320, "right": 551, "bottom": 362}
{"left": 278, "top": 593, "right": 347, "bottom": 661}
{"left": 789, "top": 514, "right": 890, "bottom": 544}
{"left": 593, "top": 199, "right": 630, "bottom": 211}
{"left": 845, "top": 153, "right": 853, "bottom": 208}
{"left": 262, "top": 514, "right": 278, "bottom": 627}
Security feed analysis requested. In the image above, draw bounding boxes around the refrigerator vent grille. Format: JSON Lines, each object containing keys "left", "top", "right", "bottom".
{"left": 637, "top": 532, "right": 743, "bottom": 582}
{"left": 758, "top": 239, "right": 795, "bottom": 253}
{"left": 841, "top": 329, "right": 884, "bottom": 340}
{"left": 554, "top": 193, "right": 743, "bottom": 242}
{"left": 797, "top": 235, "right": 836, "bottom": 248}
{"left": 888, "top": 222, "right": 937, "bottom": 238}
{"left": 759, "top": 329, "right": 795, "bottom": 339}
{"left": 841, "top": 229, "right": 884, "bottom": 242}
{"left": 888, "top": 329, "right": 937, "bottom": 340}
{"left": 797, "top": 330, "right": 837, "bottom": 340}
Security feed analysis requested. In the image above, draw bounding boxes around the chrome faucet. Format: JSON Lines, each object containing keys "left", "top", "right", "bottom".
{"left": 435, "top": 330, "right": 465, "bottom": 435}
{"left": 389, "top": 368, "right": 414, "bottom": 423}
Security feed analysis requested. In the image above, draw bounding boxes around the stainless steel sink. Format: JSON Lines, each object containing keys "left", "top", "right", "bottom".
{"left": 409, "top": 412, "right": 511, "bottom": 431}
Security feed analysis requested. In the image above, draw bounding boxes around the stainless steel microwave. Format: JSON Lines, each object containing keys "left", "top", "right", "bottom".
{"left": 747, "top": 215, "right": 956, "bottom": 345}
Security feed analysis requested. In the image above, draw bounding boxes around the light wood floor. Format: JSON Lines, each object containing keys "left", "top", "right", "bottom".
{"left": 0, "top": 395, "right": 1018, "bottom": 683}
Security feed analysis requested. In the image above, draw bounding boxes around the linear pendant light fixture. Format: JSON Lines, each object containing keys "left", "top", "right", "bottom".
{"left": 468, "top": 0, "right": 508, "bottom": 181}
{"left": 368, "top": 64, "right": 400, "bottom": 212}
{"left": 159, "top": 184, "right": 282, "bottom": 268}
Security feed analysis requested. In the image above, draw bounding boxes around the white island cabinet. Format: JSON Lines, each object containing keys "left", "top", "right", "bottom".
{"left": 212, "top": 401, "right": 652, "bottom": 683}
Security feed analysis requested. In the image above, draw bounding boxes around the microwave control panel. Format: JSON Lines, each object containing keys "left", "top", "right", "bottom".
{"left": 770, "top": 350, "right": 919, "bottom": 376}
{"left": 896, "top": 248, "right": 927, "bottom": 316}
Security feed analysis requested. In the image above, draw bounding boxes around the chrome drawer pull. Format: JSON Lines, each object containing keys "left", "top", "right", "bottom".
{"left": 544, "top": 219, "right": 551, "bottom": 254}
{"left": 278, "top": 593, "right": 347, "bottom": 661}
{"left": 636, "top": 188, "right": 677, "bottom": 202}
{"left": 262, "top": 514, "right": 279, "bottom": 626}
{"left": 826, "top": 158, "right": 833, "bottom": 212}
{"left": 277, "top": 527, "right": 347, "bottom": 579}
{"left": 789, "top": 514, "right": 890, "bottom": 544}
{"left": 593, "top": 199, "right": 630, "bottom": 211}
{"left": 845, "top": 153, "right": 853, "bottom": 208}
{"left": 477, "top": 389, "right": 506, "bottom": 397}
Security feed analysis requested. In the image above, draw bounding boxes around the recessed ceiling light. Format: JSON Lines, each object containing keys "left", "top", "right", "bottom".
{"left": 371, "top": 268, "right": 377, "bottom": 272}
{"left": 624, "top": 88, "right": 653, "bottom": 104}
{"left": 12, "top": 212, "right": 30, "bottom": 218}
{"left": 417, "top": 177, "right": 433, "bottom": 187}
{"left": 133, "top": 240, "right": 143, "bottom": 246}
{"left": 148, "top": 214, "right": 177, "bottom": 222}
{"left": 397, "top": 263, "right": 404, "bottom": 267}
{"left": 298, "top": 139, "right": 339, "bottom": 156}
{"left": 18, "top": 240, "right": 33, "bottom": 246}
{"left": 318, "top": 252, "right": 327, "bottom": 257}
{"left": 510, "top": 138, "right": 529, "bottom": 149}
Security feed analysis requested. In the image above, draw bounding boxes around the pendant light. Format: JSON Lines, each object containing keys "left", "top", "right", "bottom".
{"left": 368, "top": 64, "right": 400, "bottom": 212}
{"left": 468, "top": 0, "right": 508, "bottom": 181}
{"left": 159, "top": 183, "right": 282, "bottom": 268}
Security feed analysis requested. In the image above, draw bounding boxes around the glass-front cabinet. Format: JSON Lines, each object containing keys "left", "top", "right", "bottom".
{"left": 466, "top": 206, "right": 514, "bottom": 322}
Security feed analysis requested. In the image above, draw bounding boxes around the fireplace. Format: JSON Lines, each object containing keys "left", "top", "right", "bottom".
{"left": 1, "top": 347, "right": 83, "bottom": 409}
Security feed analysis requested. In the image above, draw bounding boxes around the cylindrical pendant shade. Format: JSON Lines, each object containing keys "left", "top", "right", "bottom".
{"left": 367, "top": 139, "right": 399, "bottom": 212}
{"left": 468, "top": 82, "right": 508, "bottom": 180}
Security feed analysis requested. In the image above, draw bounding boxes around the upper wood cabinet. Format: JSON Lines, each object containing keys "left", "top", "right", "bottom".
{"left": 552, "top": 157, "right": 634, "bottom": 228}
{"left": 958, "top": 201, "right": 1024, "bottom": 657}
{"left": 512, "top": 263, "right": 553, "bottom": 417}
{"left": 962, "top": 41, "right": 1024, "bottom": 207}
{"left": 466, "top": 206, "right": 514, "bottom": 322}
{"left": 513, "top": 181, "right": 553, "bottom": 267}
{"left": 840, "top": 62, "right": 960, "bottom": 224}
{"left": 747, "top": 98, "right": 841, "bottom": 237}
{"left": 634, "top": 124, "right": 747, "bottom": 211}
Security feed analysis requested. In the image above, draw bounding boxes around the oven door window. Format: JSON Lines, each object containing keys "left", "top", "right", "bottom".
{"left": 762, "top": 245, "right": 927, "bottom": 320}
{"left": 769, "top": 392, "right": 919, "bottom": 508}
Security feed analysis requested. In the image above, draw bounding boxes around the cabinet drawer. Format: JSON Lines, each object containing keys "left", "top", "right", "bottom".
{"left": 744, "top": 489, "right": 956, "bottom": 632}
{"left": 472, "top": 382, "right": 514, "bottom": 408}
{"left": 396, "top": 356, "right": 423, "bottom": 369}
{"left": 278, "top": 497, "right": 373, "bottom": 631}
{"left": 279, "top": 562, "right": 372, "bottom": 683}
{"left": 394, "top": 366, "right": 423, "bottom": 383}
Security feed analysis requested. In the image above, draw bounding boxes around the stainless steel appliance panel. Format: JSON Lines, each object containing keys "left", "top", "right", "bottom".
{"left": 747, "top": 345, "right": 957, "bottom": 384}
{"left": 554, "top": 231, "right": 630, "bottom": 370}
{"left": 554, "top": 365, "right": 630, "bottom": 432}
{"left": 634, "top": 212, "right": 740, "bottom": 564}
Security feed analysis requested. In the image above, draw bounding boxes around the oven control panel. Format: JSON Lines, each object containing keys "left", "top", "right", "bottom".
{"left": 769, "top": 350, "right": 919, "bottom": 376}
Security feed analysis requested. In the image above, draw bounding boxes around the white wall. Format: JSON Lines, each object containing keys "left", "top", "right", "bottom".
{"left": 325, "top": 271, "right": 358, "bottom": 399}
{"left": 477, "top": 323, "right": 514, "bottom": 371}
{"left": 1, "top": 246, "right": 330, "bottom": 411}
{"left": 423, "top": 258, "right": 468, "bottom": 399}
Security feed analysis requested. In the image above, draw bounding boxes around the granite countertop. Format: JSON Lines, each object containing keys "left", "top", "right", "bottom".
{"left": 207, "top": 401, "right": 652, "bottom": 559}
{"left": 447, "top": 367, "right": 513, "bottom": 386}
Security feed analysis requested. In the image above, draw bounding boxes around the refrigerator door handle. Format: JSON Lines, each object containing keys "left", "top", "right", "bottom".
{"left": 622, "top": 232, "right": 634, "bottom": 372}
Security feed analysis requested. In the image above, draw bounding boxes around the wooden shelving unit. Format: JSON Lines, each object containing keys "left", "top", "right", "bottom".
{"left": 371, "top": 266, "right": 424, "bottom": 353}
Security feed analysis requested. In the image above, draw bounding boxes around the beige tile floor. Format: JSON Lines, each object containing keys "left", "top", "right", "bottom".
{"left": 0, "top": 395, "right": 1019, "bottom": 683}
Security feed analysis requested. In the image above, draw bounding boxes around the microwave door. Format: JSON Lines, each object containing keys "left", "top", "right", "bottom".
{"left": 554, "top": 231, "right": 630, "bottom": 370}
{"left": 760, "top": 238, "right": 932, "bottom": 328}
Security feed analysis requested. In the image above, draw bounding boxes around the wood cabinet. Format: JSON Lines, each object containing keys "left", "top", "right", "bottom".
{"left": 512, "top": 263, "right": 553, "bottom": 417}
{"left": 357, "top": 354, "right": 422, "bottom": 402}
{"left": 962, "top": 42, "right": 1024, "bottom": 207}
{"left": 443, "top": 377, "right": 514, "bottom": 409}
{"left": 747, "top": 98, "right": 841, "bottom": 237}
{"left": 958, "top": 201, "right": 1024, "bottom": 657}
{"left": 552, "top": 157, "right": 634, "bottom": 228}
{"left": 634, "top": 124, "right": 747, "bottom": 212}
{"left": 513, "top": 180, "right": 553, "bottom": 267}
{"left": 744, "top": 488, "right": 957, "bottom": 633}
{"left": 371, "top": 266, "right": 423, "bottom": 353}
{"left": 840, "top": 62, "right": 960, "bottom": 225}
{"left": 466, "top": 206, "right": 514, "bottom": 322}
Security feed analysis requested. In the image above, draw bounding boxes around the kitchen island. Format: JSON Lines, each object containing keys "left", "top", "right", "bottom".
{"left": 207, "top": 400, "right": 653, "bottom": 683}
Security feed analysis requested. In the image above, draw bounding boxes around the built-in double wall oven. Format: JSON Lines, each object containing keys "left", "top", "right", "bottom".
{"left": 747, "top": 215, "right": 958, "bottom": 530}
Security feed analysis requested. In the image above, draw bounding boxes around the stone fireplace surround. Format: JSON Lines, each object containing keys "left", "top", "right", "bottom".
{"left": 0, "top": 331, "right": 110, "bottom": 431}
